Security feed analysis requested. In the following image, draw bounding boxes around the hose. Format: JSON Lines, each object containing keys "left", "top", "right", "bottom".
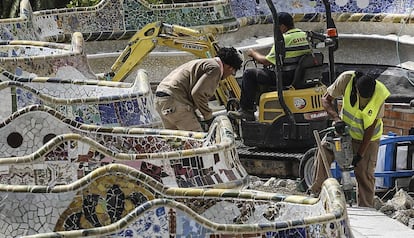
{"left": 396, "top": 4, "right": 414, "bottom": 87}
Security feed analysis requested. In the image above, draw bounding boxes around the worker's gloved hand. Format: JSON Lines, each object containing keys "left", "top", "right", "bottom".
{"left": 200, "top": 117, "right": 215, "bottom": 132}
{"left": 333, "top": 120, "right": 346, "bottom": 134}
{"left": 352, "top": 153, "right": 363, "bottom": 167}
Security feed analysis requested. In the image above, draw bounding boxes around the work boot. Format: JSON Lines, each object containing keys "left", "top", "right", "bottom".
{"left": 228, "top": 109, "right": 255, "bottom": 121}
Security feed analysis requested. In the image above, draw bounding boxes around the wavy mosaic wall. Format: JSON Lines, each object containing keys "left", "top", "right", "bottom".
{"left": 0, "top": 163, "right": 350, "bottom": 237}
{"left": 0, "top": 32, "right": 95, "bottom": 78}
{"left": 2, "top": 0, "right": 414, "bottom": 42}
{"left": 0, "top": 107, "right": 258, "bottom": 236}
{"left": 0, "top": 68, "right": 161, "bottom": 127}
{"left": 0, "top": 106, "right": 247, "bottom": 188}
{"left": 0, "top": 0, "right": 408, "bottom": 237}
{"left": 3, "top": 0, "right": 414, "bottom": 85}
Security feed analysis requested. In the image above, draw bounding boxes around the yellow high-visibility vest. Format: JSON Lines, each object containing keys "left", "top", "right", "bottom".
{"left": 342, "top": 72, "right": 390, "bottom": 141}
{"left": 265, "top": 28, "right": 311, "bottom": 65}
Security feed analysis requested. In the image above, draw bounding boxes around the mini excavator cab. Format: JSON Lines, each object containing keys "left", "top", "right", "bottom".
{"left": 228, "top": 0, "right": 338, "bottom": 151}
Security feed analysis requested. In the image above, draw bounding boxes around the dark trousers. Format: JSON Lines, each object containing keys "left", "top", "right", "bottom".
{"left": 239, "top": 68, "right": 294, "bottom": 111}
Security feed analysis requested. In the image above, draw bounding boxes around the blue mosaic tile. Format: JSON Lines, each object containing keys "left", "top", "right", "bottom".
{"left": 99, "top": 103, "right": 119, "bottom": 126}
{"left": 16, "top": 88, "right": 43, "bottom": 108}
{"left": 115, "top": 207, "right": 169, "bottom": 237}
{"left": 136, "top": 97, "right": 153, "bottom": 125}
{"left": 178, "top": 210, "right": 209, "bottom": 237}
{"left": 116, "top": 99, "right": 143, "bottom": 127}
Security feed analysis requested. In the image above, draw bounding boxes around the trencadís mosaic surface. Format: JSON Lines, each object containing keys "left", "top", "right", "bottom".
{"left": 1, "top": 0, "right": 414, "bottom": 42}
{"left": 0, "top": 108, "right": 255, "bottom": 236}
{"left": 0, "top": 32, "right": 95, "bottom": 79}
{"left": 0, "top": 106, "right": 247, "bottom": 188}
{"left": 0, "top": 165, "right": 350, "bottom": 237}
{"left": 0, "top": 68, "right": 161, "bottom": 127}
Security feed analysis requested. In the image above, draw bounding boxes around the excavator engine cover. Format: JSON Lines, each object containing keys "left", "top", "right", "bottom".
{"left": 241, "top": 114, "right": 328, "bottom": 150}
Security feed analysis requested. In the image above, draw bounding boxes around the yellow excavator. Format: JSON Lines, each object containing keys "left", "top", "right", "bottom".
{"left": 103, "top": 21, "right": 240, "bottom": 107}
{"left": 102, "top": 14, "right": 337, "bottom": 165}
{"left": 229, "top": 0, "right": 338, "bottom": 153}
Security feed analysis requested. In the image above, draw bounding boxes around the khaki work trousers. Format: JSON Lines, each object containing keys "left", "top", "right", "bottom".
{"left": 310, "top": 138, "right": 380, "bottom": 207}
{"left": 154, "top": 95, "right": 203, "bottom": 132}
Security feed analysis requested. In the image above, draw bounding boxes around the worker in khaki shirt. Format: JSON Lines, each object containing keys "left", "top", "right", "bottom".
{"left": 310, "top": 70, "right": 390, "bottom": 207}
{"left": 155, "top": 47, "right": 243, "bottom": 131}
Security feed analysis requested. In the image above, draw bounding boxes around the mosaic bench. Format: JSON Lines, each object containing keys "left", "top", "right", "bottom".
{"left": 0, "top": 164, "right": 351, "bottom": 237}
{"left": 0, "top": 68, "right": 161, "bottom": 127}
{"left": 0, "top": 32, "right": 95, "bottom": 80}
{"left": 2, "top": 0, "right": 414, "bottom": 43}
{"left": 0, "top": 105, "right": 248, "bottom": 189}
{"left": 0, "top": 0, "right": 237, "bottom": 42}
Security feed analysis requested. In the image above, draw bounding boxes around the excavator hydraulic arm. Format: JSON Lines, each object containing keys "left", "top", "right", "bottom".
{"left": 106, "top": 21, "right": 240, "bottom": 105}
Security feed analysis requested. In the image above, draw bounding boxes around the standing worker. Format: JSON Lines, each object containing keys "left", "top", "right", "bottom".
{"left": 228, "top": 12, "right": 311, "bottom": 121}
{"left": 154, "top": 47, "right": 243, "bottom": 131}
{"left": 310, "top": 70, "right": 390, "bottom": 207}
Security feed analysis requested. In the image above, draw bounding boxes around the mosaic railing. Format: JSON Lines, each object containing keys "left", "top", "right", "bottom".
{"left": 0, "top": 68, "right": 161, "bottom": 127}
{"left": 2, "top": 0, "right": 414, "bottom": 42}
{"left": 0, "top": 164, "right": 350, "bottom": 237}
{"left": 0, "top": 31, "right": 95, "bottom": 79}
{"left": 3, "top": 0, "right": 414, "bottom": 84}
{"left": 0, "top": 105, "right": 247, "bottom": 189}
{"left": 0, "top": 0, "right": 237, "bottom": 42}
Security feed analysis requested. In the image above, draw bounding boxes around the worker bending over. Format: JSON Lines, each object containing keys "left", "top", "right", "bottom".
{"left": 155, "top": 47, "right": 243, "bottom": 131}
{"left": 310, "top": 70, "right": 390, "bottom": 207}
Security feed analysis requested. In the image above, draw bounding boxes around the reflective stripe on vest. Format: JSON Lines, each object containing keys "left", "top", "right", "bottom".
{"left": 284, "top": 29, "right": 311, "bottom": 59}
{"left": 342, "top": 72, "right": 390, "bottom": 141}
{"left": 266, "top": 28, "right": 311, "bottom": 65}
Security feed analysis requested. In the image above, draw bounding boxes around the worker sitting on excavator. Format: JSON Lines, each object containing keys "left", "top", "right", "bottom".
{"left": 310, "top": 70, "right": 390, "bottom": 207}
{"left": 228, "top": 12, "right": 312, "bottom": 121}
{"left": 154, "top": 47, "right": 243, "bottom": 132}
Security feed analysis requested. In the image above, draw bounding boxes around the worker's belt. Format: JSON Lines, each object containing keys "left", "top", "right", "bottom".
{"left": 283, "top": 56, "right": 302, "bottom": 64}
{"left": 281, "top": 64, "right": 297, "bottom": 71}
{"left": 155, "top": 91, "right": 170, "bottom": 97}
{"left": 281, "top": 56, "right": 301, "bottom": 71}
{"left": 264, "top": 65, "right": 297, "bottom": 71}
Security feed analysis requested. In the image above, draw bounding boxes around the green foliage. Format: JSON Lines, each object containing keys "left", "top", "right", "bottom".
{"left": 1, "top": 0, "right": 72, "bottom": 19}
{"left": 1, "top": 0, "right": 20, "bottom": 18}
{"left": 66, "top": 0, "right": 101, "bottom": 8}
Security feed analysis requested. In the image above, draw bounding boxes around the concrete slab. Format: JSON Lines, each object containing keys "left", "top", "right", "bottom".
{"left": 348, "top": 207, "right": 414, "bottom": 237}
